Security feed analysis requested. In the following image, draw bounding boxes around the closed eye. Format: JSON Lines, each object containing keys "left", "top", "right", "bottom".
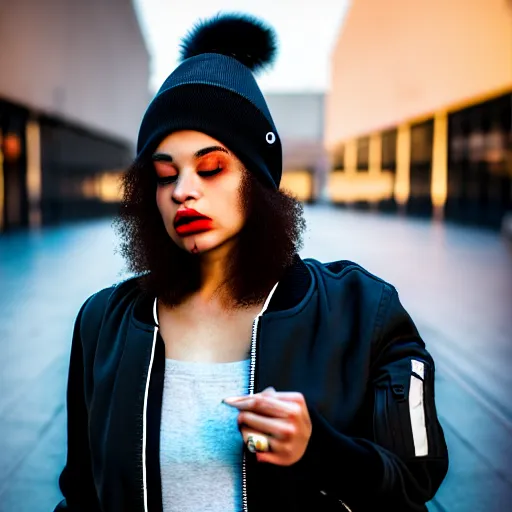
{"left": 156, "top": 175, "right": 178, "bottom": 186}
{"left": 198, "top": 167, "right": 222, "bottom": 178}
{"left": 156, "top": 167, "right": 222, "bottom": 186}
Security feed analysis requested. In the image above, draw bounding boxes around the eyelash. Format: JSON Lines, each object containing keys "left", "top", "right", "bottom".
{"left": 155, "top": 167, "right": 223, "bottom": 186}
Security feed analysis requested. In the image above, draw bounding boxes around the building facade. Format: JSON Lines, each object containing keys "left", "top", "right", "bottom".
{"left": 326, "top": 0, "right": 512, "bottom": 228}
{"left": 0, "top": 0, "right": 151, "bottom": 231}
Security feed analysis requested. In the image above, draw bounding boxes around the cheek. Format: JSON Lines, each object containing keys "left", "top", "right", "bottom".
{"left": 155, "top": 187, "right": 173, "bottom": 223}
{"left": 233, "top": 193, "right": 246, "bottom": 227}
{"left": 218, "top": 184, "right": 245, "bottom": 231}
{"left": 155, "top": 188, "right": 164, "bottom": 215}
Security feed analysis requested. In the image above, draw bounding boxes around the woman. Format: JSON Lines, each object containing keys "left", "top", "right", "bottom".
{"left": 55, "top": 13, "right": 448, "bottom": 512}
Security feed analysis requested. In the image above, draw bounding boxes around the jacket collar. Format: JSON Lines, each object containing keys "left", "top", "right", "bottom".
{"left": 132, "top": 254, "right": 312, "bottom": 325}
{"left": 265, "top": 254, "right": 311, "bottom": 313}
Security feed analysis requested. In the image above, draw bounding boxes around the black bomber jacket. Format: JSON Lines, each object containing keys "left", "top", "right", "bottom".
{"left": 54, "top": 256, "right": 449, "bottom": 511}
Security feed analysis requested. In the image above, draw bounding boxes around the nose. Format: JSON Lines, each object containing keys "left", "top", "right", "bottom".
{"left": 171, "top": 170, "right": 201, "bottom": 204}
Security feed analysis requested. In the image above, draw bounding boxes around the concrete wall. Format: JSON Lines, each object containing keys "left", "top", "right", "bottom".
{"left": 265, "top": 92, "right": 324, "bottom": 141}
{"left": 0, "top": 0, "right": 151, "bottom": 146}
{"left": 264, "top": 92, "right": 326, "bottom": 170}
{"left": 326, "top": 0, "right": 512, "bottom": 148}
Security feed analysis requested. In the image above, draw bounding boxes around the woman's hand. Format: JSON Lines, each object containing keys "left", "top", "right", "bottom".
{"left": 223, "top": 387, "right": 312, "bottom": 465}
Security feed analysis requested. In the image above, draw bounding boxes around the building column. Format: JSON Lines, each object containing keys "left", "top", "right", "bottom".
{"left": 315, "top": 151, "right": 331, "bottom": 203}
{"left": 394, "top": 123, "right": 411, "bottom": 209}
{"left": 431, "top": 111, "right": 448, "bottom": 219}
{"left": 343, "top": 138, "right": 357, "bottom": 175}
{"left": 26, "top": 118, "right": 42, "bottom": 228}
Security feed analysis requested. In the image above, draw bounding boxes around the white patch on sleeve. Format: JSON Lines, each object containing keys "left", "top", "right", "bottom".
{"left": 411, "top": 359, "right": 425, "bottom": 379}
{"left": 409, "top": 360, "right": 428, "bottom": 456}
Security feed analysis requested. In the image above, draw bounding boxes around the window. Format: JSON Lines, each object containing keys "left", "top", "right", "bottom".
{"left": 381, "top": 129, "right": 397, "bottom": 172}
{"left": 332, "top": 144, "right": 345, "bottom": 171}
{"left": 410, "top": 120, "right": 434, "bottom": 165}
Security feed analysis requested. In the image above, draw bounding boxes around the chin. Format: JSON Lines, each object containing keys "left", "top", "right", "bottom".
{"left": 175, "top": 230, "right": 237, "bottom": 255}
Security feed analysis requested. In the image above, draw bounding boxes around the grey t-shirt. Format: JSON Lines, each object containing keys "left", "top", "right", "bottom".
{"left": 160, "top": 357, "right": 250, "bottom": 512}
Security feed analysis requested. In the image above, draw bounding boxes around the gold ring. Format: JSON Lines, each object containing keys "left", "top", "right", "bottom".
{"left": 246, "top": 433, "right": 270, "bottom": 453}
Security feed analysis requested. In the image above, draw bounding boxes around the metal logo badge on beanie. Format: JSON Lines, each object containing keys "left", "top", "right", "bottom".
{"left": 136, "top": 13, "right": 283, "bottom": 189}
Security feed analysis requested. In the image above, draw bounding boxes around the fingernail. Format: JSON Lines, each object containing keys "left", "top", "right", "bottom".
{"left": 222, "top": 397, "right": 243, "bottom": 405}
{"left": 223, "top": 398, "right": 253, "bottom": 410}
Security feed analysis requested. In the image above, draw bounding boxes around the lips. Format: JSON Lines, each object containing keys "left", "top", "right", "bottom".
{"left": 174, "top": 208, "right": 213, "bottom": 236}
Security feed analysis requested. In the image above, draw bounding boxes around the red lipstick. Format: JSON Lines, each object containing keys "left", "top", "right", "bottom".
{"left": 174, "top": 208, "right": 213, "bottom": 237}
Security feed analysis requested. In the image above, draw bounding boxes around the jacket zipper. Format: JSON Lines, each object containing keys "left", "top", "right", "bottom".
{"left": 146, "top": 288, "right": 348, "bottom": 512}
{"left": 242, "top": 314, "right": 259, "bottom": 512}
{"left": 146, "top": 290, "right": 276, "bottom": 512}
{"left": 242, "top": 282, "right": 279, "bottom": 512}
{"left": 142, "top": 325, "right": 159, "bottom": 512}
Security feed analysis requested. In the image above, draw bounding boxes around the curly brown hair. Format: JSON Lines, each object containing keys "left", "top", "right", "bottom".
{"left": 113, "top": 157, "right": 306, "bottom": 308}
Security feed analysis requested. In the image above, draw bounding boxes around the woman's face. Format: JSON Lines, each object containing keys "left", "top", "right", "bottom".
{"left": 153, "top": 130, "right": 246, "bottom": 255}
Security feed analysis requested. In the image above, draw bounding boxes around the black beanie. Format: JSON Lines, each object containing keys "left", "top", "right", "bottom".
{"left": 136, "top": 13, "right": 282, "bottom": 189}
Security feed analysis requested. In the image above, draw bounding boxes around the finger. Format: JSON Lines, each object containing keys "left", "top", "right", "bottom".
{"left": 238, "top": 411, "right": 296, "bottom": 440}
{"left": 267, "top": 392, "right": 306, "bottom": 404}
{"left": 225, "top": 395, "right": 300, "bottom": 418}
{"left": 222, "top": 386, "right": 276, "bottom": 404}
{"left": 225, "top": 391, "right": 305, "bottom": 404}
{"left": 254, "top": 451, "right": 292, "bottom": 465}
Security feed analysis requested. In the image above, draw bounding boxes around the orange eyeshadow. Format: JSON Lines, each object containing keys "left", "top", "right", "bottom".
{"left": 197, "top": 154, "right": 229, "bottom": 171}
{"left": 154, "top": 161, "right": 177, "bottom": 177}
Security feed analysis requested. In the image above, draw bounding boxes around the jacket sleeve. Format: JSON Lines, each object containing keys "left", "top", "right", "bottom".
{"left": 53, "top": 294, "right": 104, "bottom": 512}
{"left": 295, "top": 285, "right": 449, "bottom": 511}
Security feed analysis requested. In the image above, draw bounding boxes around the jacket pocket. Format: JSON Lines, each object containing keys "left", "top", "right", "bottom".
{"left": 373, "top": 359, "right": 429, "bottom": 459}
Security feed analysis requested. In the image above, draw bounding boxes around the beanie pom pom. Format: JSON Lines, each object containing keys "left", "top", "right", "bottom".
{"left": 179, "top": 13, "right": 277, "bottom": 74}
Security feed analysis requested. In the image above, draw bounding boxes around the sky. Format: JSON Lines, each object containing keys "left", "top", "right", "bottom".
{"left": 133, "top": 0, "right": 351, "bottom": 94}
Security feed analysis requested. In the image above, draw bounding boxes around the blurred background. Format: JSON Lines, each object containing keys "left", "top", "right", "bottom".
{"left": 0, "top": 0, "right": 511, "bottom": 510}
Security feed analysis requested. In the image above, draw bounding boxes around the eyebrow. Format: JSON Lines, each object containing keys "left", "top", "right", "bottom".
{"left": 152, "top": 145, "right": 228, "bottom": 162}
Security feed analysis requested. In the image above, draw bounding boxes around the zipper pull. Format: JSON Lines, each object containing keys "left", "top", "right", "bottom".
{"left": 319, "top": 490, "right": 353, "bottom": 511}
{"left": 339, "top": 500, "right": 353, "bottom": 511}
{"left": 391, "top": 383, "right": 406, "bottom": 401}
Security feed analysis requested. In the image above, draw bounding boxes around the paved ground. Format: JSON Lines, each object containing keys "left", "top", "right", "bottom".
{"left": 0, "top": 205, "right": 511, "bottom": 511}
